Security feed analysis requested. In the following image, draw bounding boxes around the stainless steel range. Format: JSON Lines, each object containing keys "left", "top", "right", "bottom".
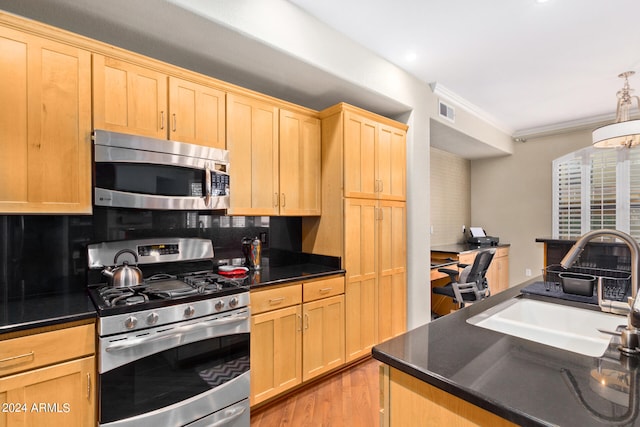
{"left": 87, "top": 238, "right": 250, "bottom": 427}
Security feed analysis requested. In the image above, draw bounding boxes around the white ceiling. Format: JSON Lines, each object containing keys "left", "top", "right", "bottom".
{"left": 289, "top": 0, "right": 640, "bottom": 137}
{"left": 3, "top": 0, "right": 640, "bottom": 145}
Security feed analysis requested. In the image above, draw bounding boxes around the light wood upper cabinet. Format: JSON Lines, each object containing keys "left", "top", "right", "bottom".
{"left": 226, "top": 92, "right": 279, "bottom": 215}
{"left": 168, "top": 76, "right": 225, "bottom": 149}
{"left": 279, "top": 109, "right": 321, "bottom": 216}
{"left": 227, "top": 94, "right": 322, "bottom": 216}
{"left": 344, "top": 111, "right": 378, "bottom": 199}
{"left": 93, "top": 54, "right": 168, "bottom": 139}
{"left": 343, "top": 108, "right": 407, "bottom": 201}
{"left": 94, "top": 56, "right": 226, "bottom": 148}
{"left": 378, "top": 124, "right": 407, "bottom": 201}
{"left": 0, "top": 27, "right": 92, "bottom": 214}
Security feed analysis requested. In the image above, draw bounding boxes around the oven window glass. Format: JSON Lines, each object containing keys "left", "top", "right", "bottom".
{"left": 96, "top": 163, "right": 205, "bottom": 197}
{"left": 100, "top": 333, "right": 249, "bottom": 424}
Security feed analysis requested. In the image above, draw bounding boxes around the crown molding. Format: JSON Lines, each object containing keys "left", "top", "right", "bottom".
{"left": 429, "top": 82, "right": 513, "bottom": 135}
{"left": 512, "top": 113, "right": 616, "bottom": 140}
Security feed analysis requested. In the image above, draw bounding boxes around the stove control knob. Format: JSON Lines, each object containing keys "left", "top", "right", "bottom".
{"left": 184, "top": 306, "right": 196, "bottom": 318}
{"left": 215, "top": 300, "right": 225, "bottom": 311}
{"left": 147, "top": 312, "right": 159, "bottom": 325}
{"left": 124, "top": 316, "right": 138, "bottom": 330}
{"left": 229, "top": 297, "right": 239, "bottom": 308}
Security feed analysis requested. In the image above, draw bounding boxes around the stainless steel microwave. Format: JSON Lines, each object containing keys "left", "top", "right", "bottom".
{"left": 93, "top": 130, "right": 230, "bottom": 210}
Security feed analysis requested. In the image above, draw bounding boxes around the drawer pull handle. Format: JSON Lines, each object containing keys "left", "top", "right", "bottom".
{"left": 269, "top": 297, "right": 285, "bottom": 305}
{"left": 319, "top": 287, "right": 332, "bottom": 294}
{"left": 87, "top": 373, "right": 91, "bottom": 399}
{"left": 0, "top": 351, "right": 34, "bottom": 365}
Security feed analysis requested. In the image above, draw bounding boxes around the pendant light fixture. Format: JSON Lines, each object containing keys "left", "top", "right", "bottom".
{"left": 592, "top": 71, "right": 640, "bottom": 148}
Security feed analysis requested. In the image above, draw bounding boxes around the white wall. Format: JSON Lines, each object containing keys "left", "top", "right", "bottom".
{"left": 0, "top": 0, "right": 515, "bottom": 329}
{"left": 470, "top": 128, "right": 593, "bottom": 286}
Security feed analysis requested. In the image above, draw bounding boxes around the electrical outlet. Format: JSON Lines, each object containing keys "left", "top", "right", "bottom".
{"left": 525, "top": 268, "right": 532, "bottom": 277}
{"left": 430, "top": 225, "right": 434, "bottom": 235}
{"left": 462, "top": 225, "right": 466, "bottom": 234}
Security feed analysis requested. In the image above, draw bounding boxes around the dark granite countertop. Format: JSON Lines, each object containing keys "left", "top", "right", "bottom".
{"left": 0, "top": 251, "right": 343, "bottom": 335}
{"left": 373, "top": 278, "right": 640, "bottom": 426}
{"left": 431, "top": 242, "right": 510, "bottom": 255}
{"left": 240, "top": 262, "right": 345, "bottom": 290}
{"left": 0, "top": 291, "right": 97, "bottom": 335}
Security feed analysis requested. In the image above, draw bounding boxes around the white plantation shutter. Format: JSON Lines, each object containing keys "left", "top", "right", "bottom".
{"left": 629, "top": 150, "right": 640, "bottom": 240}
{"left": 553, "top": 147, "right": 640, "bottom": 239}
{"left": 589, "top": 149, "right": 617, "bottom": 231}
{"left": 553, "top": 155, "right": 584, "bottom": 238}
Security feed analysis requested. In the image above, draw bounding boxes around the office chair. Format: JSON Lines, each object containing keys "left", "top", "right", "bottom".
{"left": 433, "top": 248, "right": 496, "bottom": 308}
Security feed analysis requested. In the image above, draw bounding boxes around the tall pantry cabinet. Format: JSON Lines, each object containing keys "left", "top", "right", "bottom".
{"left": 303, "top": 103, "right": 408, "bottom": 362}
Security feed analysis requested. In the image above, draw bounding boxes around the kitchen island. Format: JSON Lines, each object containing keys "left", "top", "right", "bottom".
{"left": 373, "top": 279, "right": 640, "bottom": 426}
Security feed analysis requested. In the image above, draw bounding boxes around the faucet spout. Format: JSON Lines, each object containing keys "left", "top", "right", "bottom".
{"left": 560, "top": 229, "right": 640, "bottom": 354}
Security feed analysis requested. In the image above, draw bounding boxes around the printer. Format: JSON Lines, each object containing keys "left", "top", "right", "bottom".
{"left": 467, "top": 227, "right": 499, "bottom": 246}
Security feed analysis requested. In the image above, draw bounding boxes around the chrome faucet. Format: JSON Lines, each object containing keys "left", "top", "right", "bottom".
{"left": 560, "top": 229, "right": 640, "bottom": 354}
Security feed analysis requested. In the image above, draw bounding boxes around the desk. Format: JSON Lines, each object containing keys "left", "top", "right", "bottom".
{"left": 430, "top": 260, "right": 458, "bottom": 316}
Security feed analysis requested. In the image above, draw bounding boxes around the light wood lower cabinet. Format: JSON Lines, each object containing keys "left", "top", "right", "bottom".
{"left": 251, "top": 304, "right": 302, "bottom": 405}
{"left": 250, "top": 276, "right": 345, "bottom": 406}
{"left": 302, "top": 278, "right": 345, "bottom": 381}
{"left": 0, "top": 322, "right": 96, "bottom": 427}
{"left": 0, "top": 356, "right": 95, "bottom": 427}
{"left": 344, "top": 199, "right": 407, "bottom": 361}
{"left": 380, "top": 365, "right": 517, "bottom": 427}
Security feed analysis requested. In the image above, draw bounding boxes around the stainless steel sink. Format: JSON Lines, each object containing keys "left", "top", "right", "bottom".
{"left": 467, "top": 298, "right": 626, "bottom": 357}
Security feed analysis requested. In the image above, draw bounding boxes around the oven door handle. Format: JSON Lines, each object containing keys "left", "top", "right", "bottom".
{"left": 104, "top": 315, "right": 249, "bottom": 353}
{"left": 207, "top": 405, "right": 247, "bottom": 427}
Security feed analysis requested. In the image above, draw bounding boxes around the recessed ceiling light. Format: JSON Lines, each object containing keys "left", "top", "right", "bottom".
{"left": 405, "top": 52, "right": 417, "bottom": 62}
{"left": 535, "top": 0, "right": 550, "bottom": 3}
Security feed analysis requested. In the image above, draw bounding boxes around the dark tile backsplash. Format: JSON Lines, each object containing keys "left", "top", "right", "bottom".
{"left": 0, "top": 208, "right": 302, "bottom": 300}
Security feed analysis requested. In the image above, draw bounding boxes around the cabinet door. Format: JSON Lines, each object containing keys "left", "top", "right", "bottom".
{"left": 343, "top": 111, "right": 377, "bottom": 199}
{"left": 279, "top": 109, "right": 321, "bottom": 216}
{"left": 378, "top": 201, "right": 407, "bottom": 343}
{"left": 487, "top": 248, "right": 509, "bottom": 295}
{"left": 344, "top": 198, "right": 378, "bottom": 361}
{"left": 227, "top": 93, "right": 279, "bottom": 215}
{"left": 93, "top": 54, "right": 168, "bottom": 139}
{"left": 377, "top": 125, "right": 406, "bottom": 201}
{"left": 168, "top": 77, "right": 226, "bottom": 148}
{"left": 250, "top": 305, "right": 302, "bottom": 405}
{"left": 0, "top": 28, "right": 91, "bottom": 213}
{"left": 302, "top": 295, "right": 345, "bottom": 381}
{"left": 0, "top": 356, "right": 95, "bottom": 427}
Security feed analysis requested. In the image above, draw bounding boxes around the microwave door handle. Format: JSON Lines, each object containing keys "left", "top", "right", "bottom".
{"left": 204, "top": 165, "right": 212, "bottom": 206}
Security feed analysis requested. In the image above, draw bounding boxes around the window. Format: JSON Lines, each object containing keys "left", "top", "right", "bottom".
{"left": 553, "top": 147, "right": 640, "bottom": 240}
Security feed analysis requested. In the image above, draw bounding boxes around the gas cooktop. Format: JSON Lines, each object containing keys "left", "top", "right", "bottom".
{"left": 89, "top": 272, "right": 249, "bottom": 316}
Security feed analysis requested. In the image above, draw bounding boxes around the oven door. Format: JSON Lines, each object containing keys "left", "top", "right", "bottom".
{"left": 98, "top": 308, "right": 250, "bottom": 427}
{"left": 93, "top": 129, "right": 229, "bottom": 210}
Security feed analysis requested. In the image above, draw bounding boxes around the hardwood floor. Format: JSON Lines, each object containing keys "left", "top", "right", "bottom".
{"left": 250, "top": 358, "right": 381, "bottom": 427}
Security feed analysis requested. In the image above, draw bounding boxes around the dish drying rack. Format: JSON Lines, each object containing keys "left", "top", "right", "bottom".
{"left": 543, "top": 264, "right": 631, "bottom": 302}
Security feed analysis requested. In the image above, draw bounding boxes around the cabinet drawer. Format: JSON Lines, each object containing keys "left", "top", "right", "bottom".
{"left": 251, "top": 284, "right": 302, "bottom": 314}
{"left": 303, "top": 276, "right": 345, "bottom": 302}
{"left": 0, "top": 324, "right": 95, "bottom": 377}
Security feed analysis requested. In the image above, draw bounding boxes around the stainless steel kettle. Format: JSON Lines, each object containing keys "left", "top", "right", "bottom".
{"left": 101, "top": 249, "right": 143, "bottom": 287}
